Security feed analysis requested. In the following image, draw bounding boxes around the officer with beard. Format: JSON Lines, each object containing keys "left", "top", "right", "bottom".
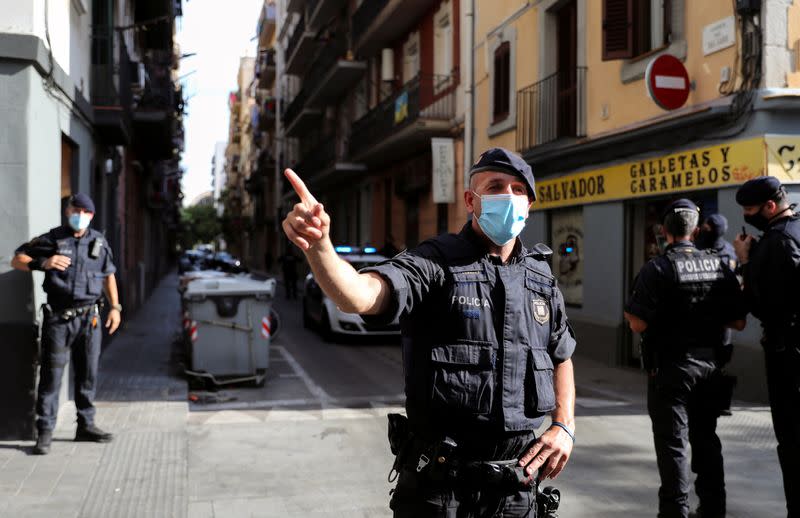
{"left": 733, "top": 176, "right": 800, "bottom": 518}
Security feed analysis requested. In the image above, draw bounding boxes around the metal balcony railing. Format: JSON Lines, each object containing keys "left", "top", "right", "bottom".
{"left": 296, "top": 135, "right": 336, "bottom": 179}
{"left": 286, "top": 15, "right": 307, "bottom": 61}
{"left": 303, "top": 32, "right": 347, "bottom": 95}
{"left": 516, "top": 67, "right": 587, "bottom": 154}
{"left": 352, "top": 0, "right": 389, "bottom": 46}
{"left": 90, "top": 31, "right": 133, "bottom": 111}
{"left": 282, "top": 86, "right": 309, "bottom": 127}
{"left": 349, "top": 73, "right": 456, "bottom": 156}
{"left": 138, "top": 50, "right": 176, "bottom": 112}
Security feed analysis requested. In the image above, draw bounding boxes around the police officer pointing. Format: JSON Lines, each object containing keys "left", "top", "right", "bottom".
{"left": 11, "top": 193, "right": 121, "bottom": 455}
{"left": 733, "top": 176, "right": 800, "bottom": 518}
{"left": 624, "top": 199, "right": 746, "bottom": 518}
{"left": 282, "top": 148, "right": 576, "bottom": 517}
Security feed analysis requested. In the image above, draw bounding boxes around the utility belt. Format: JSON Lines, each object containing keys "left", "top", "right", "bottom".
{"left": 44, "top": 302, "right": 99, "bottom": 322}
{"left": 387, "top": 414, "right": 561, "bottom": 515}
{"left": 640, "top": 338, "right": 731, "bottom": 371}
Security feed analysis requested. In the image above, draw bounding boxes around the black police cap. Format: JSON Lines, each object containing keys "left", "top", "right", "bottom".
{"left": 704, "top": 213, "right": 728, "bottom": 237}
{"left": 661, "top": 198, "right": 699, "bottom": 223}
{"left": 735, "top": 176, "right": 783, "bottom": 206}
{"left": 470, "top": 147, "right": 536, "bottom": 200}
{"left": 68, "top": 193, "right": 96, "bottom": 213}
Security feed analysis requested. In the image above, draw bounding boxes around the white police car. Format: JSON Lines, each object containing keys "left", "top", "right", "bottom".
{"left": 302, "top": 246, "right": 401, "bottom": 340}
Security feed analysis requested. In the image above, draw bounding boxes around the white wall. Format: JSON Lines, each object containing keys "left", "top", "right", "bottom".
{"left": 0, "top": 0, "right": 92, "bottom": 99}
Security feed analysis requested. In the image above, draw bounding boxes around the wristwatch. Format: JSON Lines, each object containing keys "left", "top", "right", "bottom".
{"left": 111, "top": 303, "right": 123, "bottom": 313}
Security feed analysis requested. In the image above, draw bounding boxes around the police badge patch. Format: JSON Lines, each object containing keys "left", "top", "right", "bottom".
{"left": 532, "top": 298, "right": 550, "bottom": 324}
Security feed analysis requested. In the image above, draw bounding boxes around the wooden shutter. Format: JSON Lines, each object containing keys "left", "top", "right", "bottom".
{"left": 602, "top": 0, "right": 634, "bottom": 60}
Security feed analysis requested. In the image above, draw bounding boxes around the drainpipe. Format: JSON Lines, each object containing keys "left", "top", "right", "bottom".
{"left": 464, "top": 0, "right": 475, "bottom": 193}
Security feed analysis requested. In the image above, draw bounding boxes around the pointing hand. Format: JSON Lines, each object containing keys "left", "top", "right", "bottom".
{"left": 281, "top": 169, "right": 330, "bottom": 251}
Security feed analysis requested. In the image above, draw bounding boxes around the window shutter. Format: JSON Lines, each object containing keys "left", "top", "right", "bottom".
{"left": 602, "top": 0, "right": 634, "bottom": 60}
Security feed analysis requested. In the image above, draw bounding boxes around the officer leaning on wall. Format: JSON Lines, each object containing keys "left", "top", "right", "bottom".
{"left": 624, "top": 199, "right": 746, "bottom": 518}
{"left": 733, "top": 176, "right": 800, "bottom": 518}
{"left": 11, "top": 193, "right": 121, "bottom": 455}
{"left": 282, "top": 147, "right": 576, "bottom": 517}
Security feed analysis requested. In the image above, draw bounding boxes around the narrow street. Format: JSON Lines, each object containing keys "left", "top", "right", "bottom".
{"left": 0, "top": 272, "right": 788, "bottom": 517}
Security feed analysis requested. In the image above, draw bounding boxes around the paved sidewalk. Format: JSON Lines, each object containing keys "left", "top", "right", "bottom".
{"left": 0, "top": 272, "right": 188, "bottom": 518}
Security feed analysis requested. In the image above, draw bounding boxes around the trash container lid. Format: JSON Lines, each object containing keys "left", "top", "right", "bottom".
{"left": 184, "top": 275, "right": 276, "bottom": 298}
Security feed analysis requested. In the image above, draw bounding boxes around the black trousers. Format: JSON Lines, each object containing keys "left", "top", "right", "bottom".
{"left": 390, "top": 432, "right": 537, "bottom": 518}
{"left": 647, "top": 358, "right": 725, "bottom": 518}
{"left": 36, "top": 311, "right": 101, "bottom": 432}
{"left": 764, "top": 346, "right": 800, "bottom": 518}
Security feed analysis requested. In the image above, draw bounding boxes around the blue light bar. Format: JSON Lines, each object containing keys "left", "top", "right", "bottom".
{"left": 335, "top": 246, "right": 353, "bottom": 253}
{"left": 565, "top": 247, "right": 574, "bottom": 253}
{"left": 363, "top": 247, "right": 377, "bottom": 253}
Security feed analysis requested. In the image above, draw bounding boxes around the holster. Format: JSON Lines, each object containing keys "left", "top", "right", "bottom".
{"left": 387, "top": 413, "right": 413, "bottom": 482}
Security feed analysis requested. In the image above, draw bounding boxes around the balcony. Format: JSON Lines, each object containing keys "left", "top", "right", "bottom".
{"left": 283, "top": 87, "right": 321, "bottom": 137}
{"left": 286, "top": 15, "right": 318, "bottom": 75}
{"left": 256, "top": 49, "right": 276, "bottom": 88}
{"left": 286, "top": 136, "right": 366, "bottom": 196}
{"left": 287, "top": 0, "right": 304, "bottom": 13}
{"left": 306, "top": 0, "right": 346, "bottom": 31}
{"left": 257, "top": 2, "right": 276, "bottom": 49}
{"left": 352, "top": 0, "right": 434, "bottom": 56}
{"left": 258, "top": 96, "right": 276, "bottom": 131}
{"left": 349, "top": 73, "right": 456, "bottom": 165}
{"left": 91, "top": 32, "right": 133, "bottom": 145}
{"left": 516, "top": 67, "right": 587, "bottom": 155}
{"left": 304, "top": 32, "right": 365, "bottom": 107}
{"left": 133, "top": 50, "right": 178, "bottom": 159}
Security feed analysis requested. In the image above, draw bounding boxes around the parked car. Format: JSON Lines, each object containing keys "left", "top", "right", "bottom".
{"left": 210, "top": 252, "right": 248, "bottom": 273}
{"left": 302, "top": 246, "right": 400, "bottom": 340}
{"left": 179, "top": 249, "right": 209, "bottom": 273}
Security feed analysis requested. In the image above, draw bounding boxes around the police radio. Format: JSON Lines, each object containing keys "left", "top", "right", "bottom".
{"left": 89, "top": 239, "right": 103, "bottom": 259}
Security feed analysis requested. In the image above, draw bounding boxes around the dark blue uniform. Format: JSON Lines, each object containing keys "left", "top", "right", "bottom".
{"left": 362, "top": 222, "right": 576, "bottom": 517}
{"left": 741, "top": 214, "right": 800, "bottom": 517}
{"left": 15, "top": 225, "right": 116, "bottom": 433}
{"left": 626, "top": 241, "right": 745, "bottom": 518}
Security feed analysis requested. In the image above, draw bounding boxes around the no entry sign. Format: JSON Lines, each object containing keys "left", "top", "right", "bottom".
{"left": 645, "top": 54, "right": 690, "bottom": 110}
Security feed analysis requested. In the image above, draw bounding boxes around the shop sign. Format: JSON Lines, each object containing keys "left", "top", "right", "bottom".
{"left": 431, "top": 138, "right": 455, "bottom": 203}
{"left": 766, "top": 134, "right": 800, "bottom": 179}
{"left": 534, "top": 137, "right": 768, "bottom": 210}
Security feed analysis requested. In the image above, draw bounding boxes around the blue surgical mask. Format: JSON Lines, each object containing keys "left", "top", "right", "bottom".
{"left": 473, "top": 192, "right": 530, "bottom": 245}
{"left": 68, "top": 213, "right": 92, "bottom": 232}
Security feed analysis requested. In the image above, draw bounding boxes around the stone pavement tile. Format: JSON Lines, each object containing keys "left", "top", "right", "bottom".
{"left": 209, "top": 496, "right": 290, "bottom": 518}
{"left": 187, "top": 500, "right": 215, "bottom": 518}
{"left": 79, "top": 430, "right": 187, "bottom": 518}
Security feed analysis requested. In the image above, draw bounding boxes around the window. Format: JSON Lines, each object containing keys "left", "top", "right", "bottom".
{"left": 434, "top": 3, "right": 453, "bottom": 88}
{"left": 602, "top": 0, "right": 671, "bottom": 61}
{"left": 403, "top": 32, "right": 420, "bottom": 83}
{"left": 493, "top": 42, "right": 511, "bottom": 123}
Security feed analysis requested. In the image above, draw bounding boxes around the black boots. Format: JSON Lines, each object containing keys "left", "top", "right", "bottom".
{"left": 75, "top": 424, "right": 113, "bottom": 443}
{"left": 32, "top": 430, "right": 52, "bottom": 455}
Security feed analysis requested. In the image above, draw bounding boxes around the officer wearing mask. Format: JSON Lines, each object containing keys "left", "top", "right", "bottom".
{"left": 733, "top": 176, "right": 800, "bottom": 518}
{"left": 11, "top": 193, "right": 121, "bottom": 455}
{"left": 282, "top": 148, "right": 576, "bottom": 517}
{"left": 696, "top": 214, "right": 737, "bottom": 272}
{"left": 624, "top": 199, "right": 746, "bottom": 518}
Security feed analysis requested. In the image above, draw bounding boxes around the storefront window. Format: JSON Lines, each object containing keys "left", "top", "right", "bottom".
{"left": 551, "top": 207, "right": 584, "bottom": 306}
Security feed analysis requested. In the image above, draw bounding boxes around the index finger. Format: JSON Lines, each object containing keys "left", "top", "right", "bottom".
{"left": 284, "top": 168, "right": 318, "bottom": 208}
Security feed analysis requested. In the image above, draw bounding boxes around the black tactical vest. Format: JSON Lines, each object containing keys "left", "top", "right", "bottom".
{"left": 401, "top": 232, "right": 561, "bottom": 436}
{"left": 660, "top": 246, "right": 725, "bottom": 350}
